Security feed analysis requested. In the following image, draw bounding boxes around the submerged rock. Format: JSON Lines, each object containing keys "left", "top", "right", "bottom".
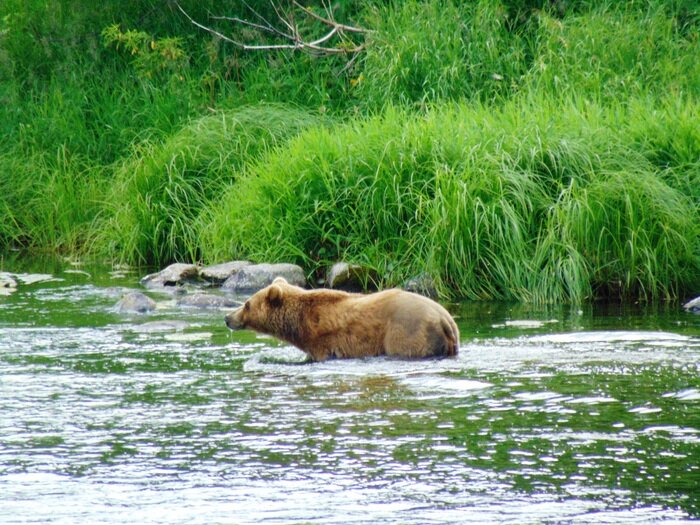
{"left": 683, "top": 296, "right": 700, "bottom": 313}
{"left": 140, "top": 263, "right": 199, "bottom": 288}
{"left": 130, "top": 320, "right": 190, "bottom": 333}
{"left": 0, "top": 273, "right": 17, "bottom": 295}
{"left": 12, "top": 273, "right": 58, "bottom": 285}
{"left": 115, "top": 291, "right": 156, "bottom": 313}
{"left": 177, "top": 293, "right": 241, "bottom": 309}
{"left": 200, "top": 261, "right": 251, "bottom": 284}
{"left": 403, "top": 273, "right": 438, "bottom": 299}
{"left": 326, "top": 262, "right": 376, "bottom": 292}
{"left": 221, "top": 263, "right": 306, "bottom": 293}
{"left": 0, "top": 273, "right": 17, "bottom": 289}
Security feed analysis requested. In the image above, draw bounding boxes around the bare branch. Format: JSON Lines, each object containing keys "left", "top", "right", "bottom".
{"left": 242, "top": 0, "right": 289, "bottom": 35}
{"left": 176, "top": 1, "right": 369, "bottom": 58}
{"left": 270, "top": 1, "right": 296, "bottom": 35}
{"left": 176, "top": 3, "right": 245, "bottom": 48}
{"left": 209, "top": 16, "right": 294, "bottom": 41}
{"left": 291, "top": 0, "right": 369, "bottom": 34}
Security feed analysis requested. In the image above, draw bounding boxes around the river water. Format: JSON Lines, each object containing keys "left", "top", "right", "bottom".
{"left": 1, "top": 259, "right": 699, "bottom": 524}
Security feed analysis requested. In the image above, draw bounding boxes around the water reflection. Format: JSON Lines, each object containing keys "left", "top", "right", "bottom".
{"left": 0, "top": 268, "right": 699, "bottom": 523}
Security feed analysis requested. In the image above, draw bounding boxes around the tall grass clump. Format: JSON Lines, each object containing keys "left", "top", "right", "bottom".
{"left": 534, "top": 170, "right": 698, "bottom": 303}
{"left": 358, "top": 0, "right": 527, "bottom": 108}
{"left": 356, "top": 0, "right": 699, "bottom": 109}
{"left": 95, "top": 105, "right": 323, "bottom": 265}
{"left": 622, "top": 97, "right": 700, "bottom": 205}
{"left": 525, "top": 4, "right": 700, "bottom": 101}
{"left": 0, "top": 148, "right": 105, "bottom": 253}
{"left": 201, "top": 100, "right": 700, "bottom": 303}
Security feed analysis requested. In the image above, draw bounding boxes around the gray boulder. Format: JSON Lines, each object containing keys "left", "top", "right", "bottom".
{"left": 683, "top": 296, "right": 700, "bottom": 313}
{"left": 200, "top": 261, "right": 251, "bottom": 284}
{"left": 221, "top": 263, "right": 306, "bottom": 293}
{"left": 140, "top": 263, "right": 199, "bottom": 288}
{"left": 0, "top": 273, "right": 17, "bottom": 289}
{"left": 177, "top": 293, "right": 241, "bottom": 309}
{"left": 327, "top": 262, "right": 376, "bottom": 292}
{"left": 0, "top": 273, "right": 17, "bottom": 295}
{"left": 403, "top": 273, "right": 439, "bottom": 299}
{"left": 116, "top": 291, "right": 156, "bottom": 313}
{"left": 130, "top": 320, "right": 189, "bottom": 333}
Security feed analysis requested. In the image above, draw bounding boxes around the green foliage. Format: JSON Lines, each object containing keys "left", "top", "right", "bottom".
{"left": 102, "top": 24, "right": 187, "bottom": 78}
{"left": 0, "top": 148, "right": 105, "bottom": 252}
{"left": 527, "top": 4, "right": 700, "bottom": 101}
{"left": 1, "top": 0, "right": 699, "bottom": 303}
{"left": 358, "top": 0, "right": 528, "bottom": 107}
{"left": 97, "top": 105, "right": 323, "bottom": 265}
{"left": 201, "top": 100, "right": 700, "bottom": 302}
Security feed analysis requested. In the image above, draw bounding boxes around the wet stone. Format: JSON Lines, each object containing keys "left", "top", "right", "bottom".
{"left": 403, "top": 273, "right": 438, "bottom": 299}
{"left": 683, "top": 296, "right": 700, "bottom": 313}
{"left": 200, "top": 261, "right": 251, "bottom": 284}
{"left": 221, "top": 263, "right": 306, "bottom": 294}
{"left": 140, "top": 263, "right": 199, "bottom": 288}
{"left": 327, "top": 262, "right": 376, "bottom": 292}
{"left": 0, "top": 273, "right": 17, "bottom": 289}
{"left": 115, "top": 291, "right": 156, "bottom": 313}
{"left": 177, "top": 293, "right": 241, "bottom": 309}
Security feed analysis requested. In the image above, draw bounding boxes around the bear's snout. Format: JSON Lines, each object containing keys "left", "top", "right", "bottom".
{"left": 225, "top": 308, "right": 245, "bottom": 330}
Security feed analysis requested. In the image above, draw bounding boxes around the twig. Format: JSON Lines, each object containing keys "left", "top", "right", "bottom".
{"left": 176, "top": 1, "right": 368, "bottom": 57}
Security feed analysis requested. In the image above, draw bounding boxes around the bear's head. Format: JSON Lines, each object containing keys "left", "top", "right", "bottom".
{"left": 225, "top": 277, "right": 290, "bottom": 333}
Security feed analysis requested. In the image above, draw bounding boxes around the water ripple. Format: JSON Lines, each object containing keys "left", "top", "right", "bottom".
{"left": 1, "top": 277, "right": 699, "bottom": 523}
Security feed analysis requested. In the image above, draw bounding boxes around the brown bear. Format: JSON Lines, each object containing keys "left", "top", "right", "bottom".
{"left": 225, "top": 277, "right": 459, "bottom": 361}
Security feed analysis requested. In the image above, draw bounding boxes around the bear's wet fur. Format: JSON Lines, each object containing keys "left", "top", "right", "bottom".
{"left": 225, "top": 277, "right": 459, "bottom": 361}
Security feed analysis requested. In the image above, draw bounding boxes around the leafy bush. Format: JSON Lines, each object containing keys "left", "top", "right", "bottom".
{"left": 201, "top": 100, "right": 700, "bottom": 302}
{"left": 526, "top": 5, "right": 700, "bottom": 100}
{"left": 96, "top": 105, "right": 323, "bottom": 264}
{"left": 358, "top": 0, "right": 527, "bottom": 107}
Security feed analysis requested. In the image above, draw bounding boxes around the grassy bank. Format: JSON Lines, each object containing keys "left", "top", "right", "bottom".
{"left": 95, "top": 105, "right": 325, "bottom": 264}
{"left": 1, "top": 0, "right": 699, "bottom": 302}
{"left": 199, "top": 98, "right": 700, "bottom": 303}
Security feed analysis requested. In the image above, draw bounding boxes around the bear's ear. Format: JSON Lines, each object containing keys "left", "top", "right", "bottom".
{"left": 267, "top": 284, "right": 284, "bottom": 308}
{"left": 272, "top": 276, "right": 288, "bottom": 286}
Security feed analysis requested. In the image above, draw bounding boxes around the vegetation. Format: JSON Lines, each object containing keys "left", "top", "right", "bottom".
{"left": 1, "top": 0, "right": 699, "bottom": 302}
{"left": 201, "top": 100, "right": 699, "bottom": 302}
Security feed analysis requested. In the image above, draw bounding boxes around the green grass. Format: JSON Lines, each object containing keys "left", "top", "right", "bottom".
{"left": 358, "top": 0, "right": 527, "bottom": 106}
{"left": 95, "top": 105, "right": 324, "bottom": 265}
{"left": 358, "top": 0, "right": 700, "bottom": 108}
{"left": 200, "top": 99, "right": 700, "bottom": 303}
{"left": 526, "top": 4, "right": 700, "bottom": 101}
{"left": 1, "top": 0, "right": 699, "bottom": 303}
{"left": 0, "top": 147, "right": 106, "bottom": 253}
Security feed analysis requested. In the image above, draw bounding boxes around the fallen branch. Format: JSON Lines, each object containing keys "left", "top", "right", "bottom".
{"left": 176, "top": 1, "right": 369, "bottom": 57}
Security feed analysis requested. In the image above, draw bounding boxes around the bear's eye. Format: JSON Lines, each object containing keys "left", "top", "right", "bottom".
{"left": 244, "top": 301, "right": 250, "bottom": 312}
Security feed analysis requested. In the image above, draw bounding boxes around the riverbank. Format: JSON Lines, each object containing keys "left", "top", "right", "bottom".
{"left": 1, "top": 259, "right": 699, "bottom": 522}
{"left": 1, "top": 1, "right": 698, "bottom": 302}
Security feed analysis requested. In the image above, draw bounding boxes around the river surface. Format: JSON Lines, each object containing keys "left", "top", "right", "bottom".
{"left": 1, "top": 259, "right": 699, "bottom": 524}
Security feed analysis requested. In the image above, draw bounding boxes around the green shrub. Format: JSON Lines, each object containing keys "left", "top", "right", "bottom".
{"left": 96, "top": 105, "right": 323, "bottom": 265}
{"left": 0, "top": 148, "right": 104, "bottom": 253}
{"left": 526, "top": 4, "right": 700, "bottom": 101}
{"left": 358, "top": 0, "right": 527, "bottom": 107}
{"left": 201, "top": 99, "right": 700, "bottom": 302}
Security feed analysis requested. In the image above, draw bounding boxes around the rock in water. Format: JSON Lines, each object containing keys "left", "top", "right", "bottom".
{"left": 140, "top": 263, "right": 199, "bottom": 288}
{"left": 326, "top": 262, "right": 376, "bottom": 292}
{"left": 0, "top": 273, "right": 17, "bottom": 288}
{"left": 200, "top": 261, "right": 251, "bottom": 284}
{"left": 683, "top": 296, "right": 700, "bottom": 313}
{"left": 221, "top": 263, "right": 306, "bottom": 294}
{"left": 177, "top": 293, "right": 241, "bottom": 309}
{"left": 403, "top": 273, "right": 439, "bottom": 299}
{"left": 0, "top": 273, "right": 17, "bottom": 295}
{"left": 116, "top": 292, "right": 157, "bottom": 313}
